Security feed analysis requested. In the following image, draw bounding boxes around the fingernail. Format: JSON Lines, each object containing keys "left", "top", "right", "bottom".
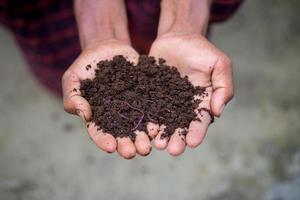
{"left": 219, "top": 104, "right": 225, "bottom": 115}
{"left": 76, "top": 109, "right": 86, "bottom": 122}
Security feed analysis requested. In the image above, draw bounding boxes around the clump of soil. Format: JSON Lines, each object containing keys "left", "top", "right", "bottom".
{"left": 80, "top": 55, "right": 209, "bottom": 141}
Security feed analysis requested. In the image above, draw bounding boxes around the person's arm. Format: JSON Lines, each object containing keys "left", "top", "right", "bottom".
{"left": 74, "top": 0, "right": 131, "bottom": 49}
{"left": 150, "top": 0, "right": 234, "bottom": 156}
{"left": 157, "top": 0, "right": 214, "bottom": 36}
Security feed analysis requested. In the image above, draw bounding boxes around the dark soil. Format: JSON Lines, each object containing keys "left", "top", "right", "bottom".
{"left": 80, "top": 55, "right": 210, "bottom": 141}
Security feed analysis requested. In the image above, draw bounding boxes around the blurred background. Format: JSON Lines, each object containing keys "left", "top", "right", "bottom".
{"left": 0, "top": 0, "right": 299, "bottom": 200}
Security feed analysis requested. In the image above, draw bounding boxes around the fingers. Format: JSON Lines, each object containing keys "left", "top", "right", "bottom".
{"left": 211, "top": 88, "right": 232, "bottom": 116}
{"left": 147, "top": 122, "right": 159, "bottom": 139}
{"left": 211, "top": 55, "right": 234, "bottom": 117}
{"left": 186, "top": 115, "right": 210, "bottom": 148}
{"left": 87, "top": 123, "right": 117, "bottom": 153}
{"left": 62, "top": 69, "right": 92, "bottom": 121}
{"left": 154, "top": 125, "right": 168, "bottom": 150}
{"left": 64, "top": 95, "right": 91, "bottom": 121}
{"left": 167, "top": 128, "right": 186, "bottom": 156}
{"left": 134, "top": 130, "right": 152, "bottom": 156}
{"left": 121, "top": 49, "right": 139, "bottom": 65}
{"left": 116, "top": 137, "right": 136, "bottom": 159}
{"left": 186, "top": 87, "right": 212, "bottom": 148}
{"left": 88, "top": 123, "right": 153, "bottom": 158}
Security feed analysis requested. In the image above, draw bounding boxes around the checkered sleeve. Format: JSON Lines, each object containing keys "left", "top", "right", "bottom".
{"left": 210, "top": 0, "right": 244, "bottom": 22}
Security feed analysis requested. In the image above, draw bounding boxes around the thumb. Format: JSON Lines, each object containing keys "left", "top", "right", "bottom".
{"left": 211, "top": 55, "right": 234, "bottom": 117}
{"left": 62, "top": 69, "right": 92, "bottom": 121}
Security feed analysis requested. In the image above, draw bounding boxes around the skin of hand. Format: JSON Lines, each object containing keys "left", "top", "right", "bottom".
{"left": 149, "top": 0, "right": 234, "bottom": 156}
{"left": 62, "top": 0, "right": 153, "bottom": 159}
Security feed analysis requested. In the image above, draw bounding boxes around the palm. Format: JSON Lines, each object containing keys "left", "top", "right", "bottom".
{"left": 63, "top": 41, "right": 153, "bottom": 159}
{"left": 149, "top": 34, "right": 223, "bottom": 155}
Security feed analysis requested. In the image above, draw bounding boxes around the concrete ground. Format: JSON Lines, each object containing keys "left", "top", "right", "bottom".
{"left": 0, "top": 1, "right": 299, "bottom": 200}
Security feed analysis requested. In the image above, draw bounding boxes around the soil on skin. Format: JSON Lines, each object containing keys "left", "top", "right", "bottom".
{"left": 80, "top": 55, "right": 210, "bottom": 141}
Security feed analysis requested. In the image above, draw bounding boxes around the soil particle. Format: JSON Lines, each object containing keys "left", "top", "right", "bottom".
{"left": 80, "top": 55, "right": 209, "bottom": 141}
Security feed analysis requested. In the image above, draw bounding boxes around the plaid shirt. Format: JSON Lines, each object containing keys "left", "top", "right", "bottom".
{"left": 0, "top": 0, "right": 243, "bottom": 95}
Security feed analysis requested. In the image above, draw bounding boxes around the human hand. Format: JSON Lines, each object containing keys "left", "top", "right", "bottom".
{"left": 149, "top": 32, "right": 234, "bottom": 156}
{"left": 62, "top": 40, "right": 153, "bottom": 159}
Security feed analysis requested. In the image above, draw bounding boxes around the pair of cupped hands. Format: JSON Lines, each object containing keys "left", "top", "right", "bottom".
{"left": 62, "top": 32, "right": 234, "bottom": 159}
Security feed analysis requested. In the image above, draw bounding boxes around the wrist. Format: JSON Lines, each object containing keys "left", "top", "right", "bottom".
{"left": 75, "top": 0, "right": 130, "bottom": 50}
{"left": 158, "top": 0, "right": 212, "bottom": 37}
{"left": 81, "top": 39, "right": 130, "bottom": 52}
